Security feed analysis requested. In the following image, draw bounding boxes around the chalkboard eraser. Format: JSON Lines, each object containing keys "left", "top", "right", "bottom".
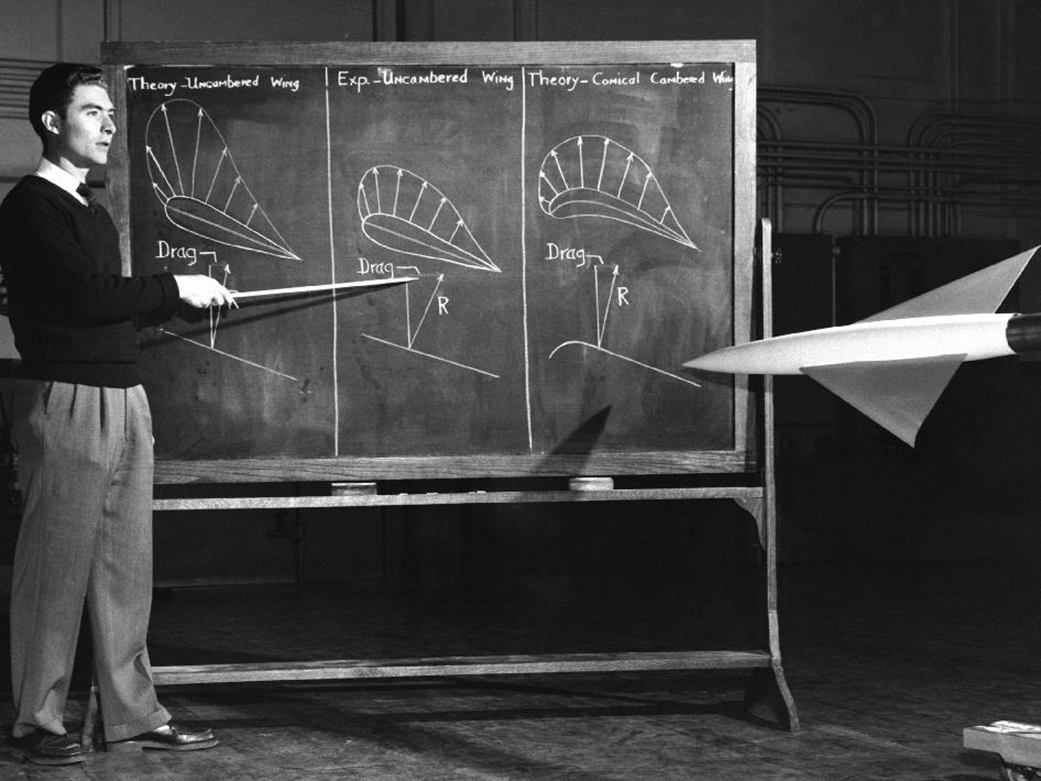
{"left": 569, "top": 476, "right": 614, "bottom": 492}
{"left": 331, "top": 481, "right": 377, "bottom": 497}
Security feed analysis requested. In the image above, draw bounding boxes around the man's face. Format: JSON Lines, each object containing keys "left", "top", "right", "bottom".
{"left": 47, "top": 83, "right": 115, "bottom": 169}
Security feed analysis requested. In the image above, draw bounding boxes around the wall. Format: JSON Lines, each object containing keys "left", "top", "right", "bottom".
{"left": 1, "top": 0, "right": 1040, "bottom": 578}
{"left": 6, "top": 2, "right": 1039, "bottom": 241}
{"left": 0, "top": 0, "right": 373, "bottom": 186}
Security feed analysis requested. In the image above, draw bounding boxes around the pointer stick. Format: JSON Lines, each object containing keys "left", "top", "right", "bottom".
{"left": 230, "top": 277, "right": 415, "bottom": 301}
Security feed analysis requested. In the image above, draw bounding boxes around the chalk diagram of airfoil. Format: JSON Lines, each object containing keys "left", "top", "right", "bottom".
{"left": 145, "top": 99, "right": 300, "bottom": 261}
{"left": 356, "top": 165, "right": 501, "bottom": 378}
{"left": 538, "top": 135, "right": 698, "bottom": 251}
{"left": 145, "top": 99, "right": 303, "bottom": 382}
{"left": 541, "top": 135, "right": 701, "bottom": 388}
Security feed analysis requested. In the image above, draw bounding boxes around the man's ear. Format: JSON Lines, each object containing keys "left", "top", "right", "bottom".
{"left": 40, "top": 110, "right": 61, "bottom": 137}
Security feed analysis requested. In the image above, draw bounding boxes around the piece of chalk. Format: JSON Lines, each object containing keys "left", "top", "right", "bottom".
{"left": 569, "top": 476, "right": 614, "bottom": 492}
{"left": 331, "top": 482, "right": 377, "bottom": 496}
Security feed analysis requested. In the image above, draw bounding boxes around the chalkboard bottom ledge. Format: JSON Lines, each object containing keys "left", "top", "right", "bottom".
{"left": 151, "top": 649, "right": 773, "bottom": 686}
{"left": 152, "top": 486, "right": 764, "bottom": 512}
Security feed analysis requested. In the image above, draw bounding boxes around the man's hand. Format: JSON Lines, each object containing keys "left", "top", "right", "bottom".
{"left": 173, "top": 275, "right": 238, "bottom": 309}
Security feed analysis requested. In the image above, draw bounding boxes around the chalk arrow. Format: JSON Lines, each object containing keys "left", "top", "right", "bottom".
{"left": 684, "top": 246, "right": 1040, "bottom": 446}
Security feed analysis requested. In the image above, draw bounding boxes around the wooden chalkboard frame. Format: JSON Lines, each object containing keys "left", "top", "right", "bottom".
{"left": 120, "top": 218, "right": 798, "bottom": 733}
{"left": 101, "top": 41, "right": 758, "bottom": 484}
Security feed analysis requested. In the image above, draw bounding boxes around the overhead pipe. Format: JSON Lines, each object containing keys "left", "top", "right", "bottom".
{"left": 758, "top": 89, "right": 1041, "bottom": 239}
{"left": 757, "top": 105, "right": 785, "bottom": 231}
{"left": 907, "top": 112, "right": 1041, "bottom": 236}
{"left": 759, "top": 86, "right": 879, "bottom": 234}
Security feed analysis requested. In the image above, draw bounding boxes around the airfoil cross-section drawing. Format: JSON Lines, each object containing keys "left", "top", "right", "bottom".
{"left": 357, "top": 165, "right": 500, "bottom": 273}
{"left": 145, "top": 99, "right": 301, "bottom": 260}
{"left": 356, "top": 166, "right": 500, "bottom": 378}
{"left": 538, "top": 135, "right": 698, "bottom": 251}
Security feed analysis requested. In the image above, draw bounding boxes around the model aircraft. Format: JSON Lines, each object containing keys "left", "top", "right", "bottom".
{"left": 684, "top": 247, "right": 1040, "bottom": 446}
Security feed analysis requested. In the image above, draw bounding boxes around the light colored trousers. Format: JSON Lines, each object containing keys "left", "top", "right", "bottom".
{"left": 10, "top": 381, "right": 169, "bottom": 741}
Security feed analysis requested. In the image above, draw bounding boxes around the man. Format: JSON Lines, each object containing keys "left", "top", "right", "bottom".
{"left": 0, "top": 63, "right": 237, "bottom": 765}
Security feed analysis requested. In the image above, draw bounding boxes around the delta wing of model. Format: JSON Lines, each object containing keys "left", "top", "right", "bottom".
{"left": 684, "top": 247, "right": 1041, "bottom": 446}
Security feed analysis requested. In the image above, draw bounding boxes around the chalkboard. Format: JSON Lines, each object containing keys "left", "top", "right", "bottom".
{"left": 101, "top": 42, "right": 757, "bottom": 481}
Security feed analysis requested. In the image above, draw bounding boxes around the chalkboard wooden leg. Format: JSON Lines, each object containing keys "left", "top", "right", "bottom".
{"left": 731, "top": 496, "right": 765, "bottom": 549}
{"left": 743, "top": 662, "right": 799, "bottom": 731}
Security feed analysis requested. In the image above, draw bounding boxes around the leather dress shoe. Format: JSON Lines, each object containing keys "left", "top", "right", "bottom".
{"left": 13, "top": 730, "right": 89, "bottom": 765}
{"left": 108, "top": 722, "right": 218, "bottom": 752}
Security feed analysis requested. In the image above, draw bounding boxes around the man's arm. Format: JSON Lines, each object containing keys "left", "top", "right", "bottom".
{"left": 6, "top": 188, "right": 234, "bottom": 320}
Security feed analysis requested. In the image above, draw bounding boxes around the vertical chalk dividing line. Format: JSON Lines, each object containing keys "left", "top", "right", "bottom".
{"left": 521, "top": 68, "right": 533, "bottom": 452}
{"left": 325, "top": 68, "right": 340, "bottom": 456}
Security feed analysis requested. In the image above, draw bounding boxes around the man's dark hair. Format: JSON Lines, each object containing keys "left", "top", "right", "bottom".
{"left": 28, "top": 63, "right": 108, "bottom": 145}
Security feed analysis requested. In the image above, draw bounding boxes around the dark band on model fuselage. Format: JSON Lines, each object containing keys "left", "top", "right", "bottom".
{"left": 1006, "top": 313, "right": 1041, "bottom": 354}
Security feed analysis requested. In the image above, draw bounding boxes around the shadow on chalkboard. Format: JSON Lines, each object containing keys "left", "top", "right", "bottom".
{"left": 550, "top": 406, "right": 612, "bottom": 456}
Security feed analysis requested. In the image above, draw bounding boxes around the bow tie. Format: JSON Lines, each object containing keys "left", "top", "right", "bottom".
{"left": 76, "top": 182, "right": 96, "bottom": 208}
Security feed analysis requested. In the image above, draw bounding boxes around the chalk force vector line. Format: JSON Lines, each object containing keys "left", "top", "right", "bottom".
{"left": 156, "top": 327, "right": 299, "bottom": 382}
{"left": 360, "top": 267, "right": 500, "bottom": 378}
{"left": 548, "top": 262, "right": 701, "bottom": 388}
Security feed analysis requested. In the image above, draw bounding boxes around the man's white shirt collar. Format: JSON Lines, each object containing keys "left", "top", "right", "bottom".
{"left": 34, "top": 159, "right": 89, "bottom": 205}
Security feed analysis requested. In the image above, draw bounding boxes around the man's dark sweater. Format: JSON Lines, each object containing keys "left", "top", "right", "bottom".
{"left": 0, "top": 175, "right": 179, "bottom": 387}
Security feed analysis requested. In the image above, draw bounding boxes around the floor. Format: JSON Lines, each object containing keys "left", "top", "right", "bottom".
{"left": 0, "top": 562, "right": 1037, "bottom": 780}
